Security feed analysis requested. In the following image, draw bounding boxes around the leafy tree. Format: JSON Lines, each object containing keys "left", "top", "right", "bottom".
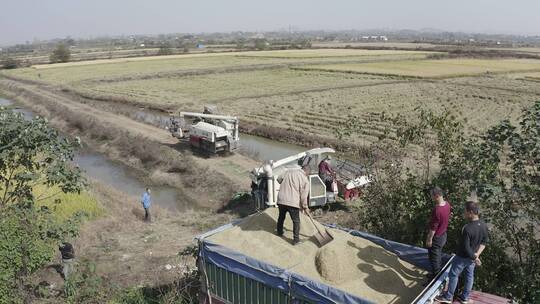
{"left": 0, "top": 57, "right": 20, "bottom": 69}
{"left": 49, "top": 44, "right": 71, "bottom": 63}
{"left": 341, "top": 102, "right": 540, "bottom": 303}
{"left": 157, "top": 43, "right": 173, "bottom": 56}
{"left": 0, "top": 108, "right": 85, "bottom": 302}
{"left": 254, "top": 39, "right": 269, "bottom": 50}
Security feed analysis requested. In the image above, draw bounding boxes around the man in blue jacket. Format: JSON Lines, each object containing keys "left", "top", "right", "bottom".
{"left": 141, "top": 188, "right": 152, "bottom": 222}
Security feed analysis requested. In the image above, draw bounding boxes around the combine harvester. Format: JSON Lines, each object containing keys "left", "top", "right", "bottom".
{"left": 249, "top": 148, "right": 371, "bottom": 209}
{"left": 168, "top": 106, "right": 240, "bottom": 154}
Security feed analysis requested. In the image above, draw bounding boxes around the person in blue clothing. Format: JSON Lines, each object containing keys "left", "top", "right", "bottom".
{"left": 141, "top": 188, "right": 152, "bottom": 222}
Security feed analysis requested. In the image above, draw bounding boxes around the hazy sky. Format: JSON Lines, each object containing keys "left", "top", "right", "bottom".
{"left": 1, "top": 0, "right": 539, "bottom": 45}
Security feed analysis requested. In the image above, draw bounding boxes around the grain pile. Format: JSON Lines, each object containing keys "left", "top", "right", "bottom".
{"left": 207, "top": 208, "right": 427, "bottom": 304}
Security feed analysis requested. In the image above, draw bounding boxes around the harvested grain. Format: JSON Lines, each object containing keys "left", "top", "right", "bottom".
{"left": 207, "top": 208, "right": 428, "bottom": 304}
{"left": 315, "top": 246, "right": 343, "bottom": 283}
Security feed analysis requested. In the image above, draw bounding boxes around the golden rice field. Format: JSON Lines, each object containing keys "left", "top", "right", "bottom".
{"left": 2, "top": 49, "right": 539, "bottom": 147}
{"left": 77, "top": 69, "right": 395, "bottom": 106}
{"left": 298, "top": 59, "right": 540, "bottom": 78}
{"left": 6, "top": 49, "right": 433, "bottom": 85}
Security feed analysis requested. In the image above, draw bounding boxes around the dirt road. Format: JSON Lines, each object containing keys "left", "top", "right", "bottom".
{"left": 0, "top": 78, "right": 258, "bottom": 190}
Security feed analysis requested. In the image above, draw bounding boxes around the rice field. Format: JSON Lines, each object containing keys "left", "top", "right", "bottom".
{"left": 78, "top": 69, "right": 396, "bottom": 106}
{"left": 5, "top": 49, "right": 432, "bottom": 85}
{"left": 235, "top": 49, "right": 433, "bottom": 58}
{"left": 3, "top": 49, "right": 539, "bottom": 148}
{"left": 229, "top": 80, "right": 536, "bottom": 144}
{"left": 298, "top": 59, "right": 540, "bottom": 78}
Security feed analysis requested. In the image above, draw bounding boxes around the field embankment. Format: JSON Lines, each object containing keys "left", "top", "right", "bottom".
{"left": 0, "top": 79, "right": 255, "bottom": 210}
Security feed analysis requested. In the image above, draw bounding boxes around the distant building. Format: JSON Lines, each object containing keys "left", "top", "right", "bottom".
{"left": 196, "top": 44, "right": 205, "bottom": 49}
{"left": 379, "top": 36, "right": 388, "bottom": 41}
{"left": 140, "top": 43, "right": 145, "bottom": 47}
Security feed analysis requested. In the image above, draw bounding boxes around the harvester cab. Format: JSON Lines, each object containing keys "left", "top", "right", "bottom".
{"left": 168, "top": 106, "right": 239, "bottom": 154}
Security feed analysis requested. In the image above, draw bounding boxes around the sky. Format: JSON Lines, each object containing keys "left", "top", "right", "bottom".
{"left": 1, "top": 0, "right": 539, "bottom": 46}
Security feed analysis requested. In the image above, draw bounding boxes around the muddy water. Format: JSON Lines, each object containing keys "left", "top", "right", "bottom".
{"left": 1, "top": 98, "right": 194, "bottom": 212}
{"left": 240, "top": 133, "right": 305, "bottom": 161}
{"left": 73, "top": 152, "right": 192, "bottom": 212}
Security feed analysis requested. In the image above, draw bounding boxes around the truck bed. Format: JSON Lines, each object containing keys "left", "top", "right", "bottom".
{"left": 197, "top": 209, "right": 454, "bottom": 304}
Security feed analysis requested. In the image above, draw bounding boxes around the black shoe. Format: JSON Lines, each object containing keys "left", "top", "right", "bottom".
{"left": 434, "top": 295, "right": 452, "bottom": 303}
{"left": 293, "top": 239, "right": 301, "bottom": 245}
{"left": 457, "top": 296, "right": 471, "bottom": 304}
{"left": 276, "top": 232, "right": 284, "bottom": 237}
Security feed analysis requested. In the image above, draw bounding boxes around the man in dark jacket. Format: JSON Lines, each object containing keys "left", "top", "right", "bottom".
{"left": 435, "top": 201, "right": 489, "bottom": 304}
{"left": 59, "top": 242, "right": 75, "bottom": 280}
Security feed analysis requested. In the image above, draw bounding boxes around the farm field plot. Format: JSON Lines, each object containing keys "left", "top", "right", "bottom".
{"left": 510, "top": 71, "right": 540, "bottom": 81}
{"left": 312, "top": 42, "right": 440, "bottom": 49}
{"left": 444, "top": 74, "right": 540, "bottom": 94}
{"left": 299, "top": 58, "right": 540, "bottom": 78}
{"left": 236, "top": 49, "right": 433, "bottom": 58}
{"left": 78, "top": 69, "right": 397, "bottom": 106}
{"left": 227, "top": 80, "right": 537, "bottom": 145}
{"left": 3, "top": 49, "right": 433, "bottom": 85}
{"left": 4, "top": 55, "right": 287, "bottom": 85}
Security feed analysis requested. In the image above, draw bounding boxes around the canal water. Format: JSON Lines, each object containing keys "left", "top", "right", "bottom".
{"left": 1, "top": 98, "right": 309, "bottom": 211}
{"left": 1, "top": 98, "right": 191, "bottom": 212}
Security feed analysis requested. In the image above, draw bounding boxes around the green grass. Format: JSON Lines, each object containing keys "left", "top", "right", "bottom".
{"left": 34, "top": 185, "right": 103, "bottom": 222}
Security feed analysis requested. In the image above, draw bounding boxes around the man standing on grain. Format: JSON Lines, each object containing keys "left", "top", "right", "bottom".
{"left": 141, "top": 188, "right": 152, "bottom": 222}
{"left": 435, "top": 201, "right": 489, "bottom": 304}
{"left": 425, "top": 187, "right": 451, "bottom": 280}
{"left": 276, "top": 165, "right": 310, "bottom": 245}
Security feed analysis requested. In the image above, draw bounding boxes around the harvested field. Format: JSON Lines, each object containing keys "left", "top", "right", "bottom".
{"left": 235, "top": 49, "right": 433, "bottom": 58}
{"left": 77, "top": 69, "right": 397, "bottom": 106}
{"left": 230, "top": 80, "right": 537, "bottom": 144}
{"left": 207, "top": 208, "right": 427, "bottom": 304}
{"left": 444, "top": 74, "right": 540, "bottom": 94}
{"left": 2, "top": 49, "right": 538, "bottom": 151}
{"left": 312, "top": 42, "right": 440, "bottom": 49}
{"left": 298, "top": 58, "right": 540, "bottom": 78}
{"left": 510, "top": 71, "right": 540, "bottom": 82}
{"left": 3, "top": 49, "right": 432, "bottom": 85}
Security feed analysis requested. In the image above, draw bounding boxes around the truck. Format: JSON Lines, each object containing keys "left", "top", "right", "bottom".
{"left": 169, "top": 106, "right": 240, "bottom": 154}
{"left": 195, "top": 210, "right": 512, "bottom": 304}
{"left": 195, "top": 210, "right": 454, "bottom": 304}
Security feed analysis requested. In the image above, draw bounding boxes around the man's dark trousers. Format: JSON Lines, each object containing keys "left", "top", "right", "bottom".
{"left": 276, "top": 205, "right": 300, "bottom": 242}
{"left": 429, "top": 232, "right": 447, "bottom": 276}
{"left": 144, "top": 207, "right": 151, "bottom": 222}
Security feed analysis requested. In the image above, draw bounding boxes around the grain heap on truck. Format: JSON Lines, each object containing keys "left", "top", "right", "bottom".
{"left": 168, "top": 105, "right": 239, "bottom": 154}
{"left": 195, "top": 208, "right": 455, "bottom": 304}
